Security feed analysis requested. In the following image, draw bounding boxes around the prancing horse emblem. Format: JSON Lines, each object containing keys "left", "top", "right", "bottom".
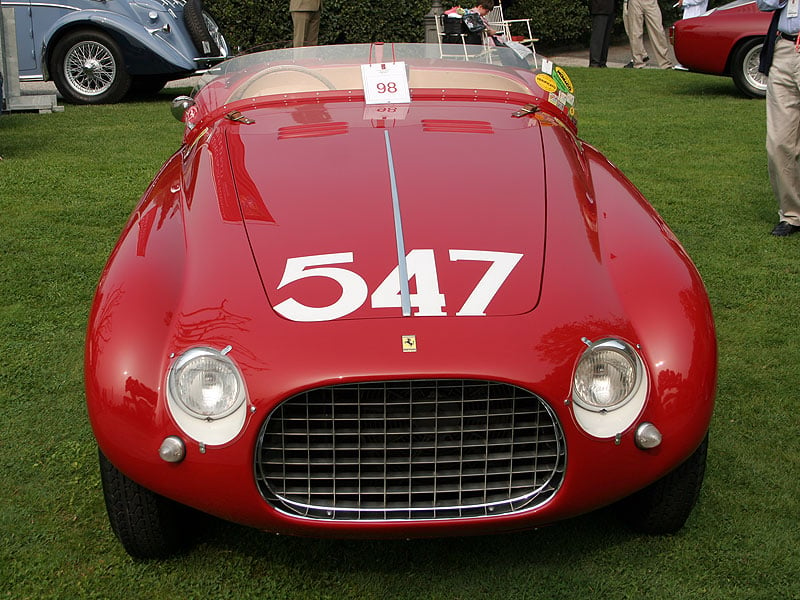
{"left": 402, "top": 335, "right": 417, "bottom": 353}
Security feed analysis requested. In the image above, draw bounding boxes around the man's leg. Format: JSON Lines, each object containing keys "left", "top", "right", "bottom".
{"left": 306, "top": 10, "right": 321, "bottom": 46}
{"left": 626, "top": 0, "right": 647, "bottom": 66}
{"left": 589, "top": 15, "right": 607, "bottom": 66}
{"left": 641, "top": 0, "right": 673, "bottom": 68}
{"left": 292, "top": 11, "right": 311, "bottom": 47}
{"left": 766, "top": 40, "right": 800, "bottom": 226}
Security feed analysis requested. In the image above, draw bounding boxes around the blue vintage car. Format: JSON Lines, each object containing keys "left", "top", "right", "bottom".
{"left": 6, "top": 0, "right": 227, "bottom": 104}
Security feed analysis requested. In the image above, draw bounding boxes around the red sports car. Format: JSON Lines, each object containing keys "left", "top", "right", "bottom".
{"left": 85, "top": 43, "right": 717, "bottom": 559}
{"left": 670, "top": 0, "right": 772, "bottom": 98}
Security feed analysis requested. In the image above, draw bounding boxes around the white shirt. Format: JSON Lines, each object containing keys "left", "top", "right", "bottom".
{"left": 757, "top": 0, "right": 800, "bottom": 34}
{"left": 682, "top": 0, "right": 708, "bottom": 19}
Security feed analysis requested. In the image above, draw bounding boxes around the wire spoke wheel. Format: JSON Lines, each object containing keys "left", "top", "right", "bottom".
{"left": 742, "top": 46, "right": 766, "bottom": 92}
{"left": 732, "top": 39, "right": 767, "bottom": 98}
{"left": 64, "top": 40, "right": 117, "bottom": 96}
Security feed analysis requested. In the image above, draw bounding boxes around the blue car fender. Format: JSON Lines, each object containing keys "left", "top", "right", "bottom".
{"left": 42, "top": 8, "right": 198, "bottom": 78}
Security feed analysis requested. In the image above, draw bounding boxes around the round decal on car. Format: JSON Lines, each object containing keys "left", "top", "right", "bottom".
{"left": 535, "top": 73, "right": 558, "bottom": 93}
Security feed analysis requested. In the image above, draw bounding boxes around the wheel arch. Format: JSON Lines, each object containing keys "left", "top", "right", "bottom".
{"left": 723, "top": 34, "right": 765, "bottom": 76}
{"left": 725, "top": 35, "right": 767, "bottom": 97}
{"left": 42, "top": 13, "right": 196, "bottom": 81}
{"left": 85, "top": 152, "right": 190, "bottom": 460}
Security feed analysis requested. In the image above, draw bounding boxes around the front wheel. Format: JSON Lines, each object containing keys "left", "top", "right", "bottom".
{"left": 617, "top": 434, "right": 708, "bottom": 534}
{"left": 99, "top": 449, "right": 196, "bottom": 558}
{"left": 50, "top": 30, "right": 131, "bottom": 104}
{"left": 731, "top": 38, "right": 767, "bottom": 99}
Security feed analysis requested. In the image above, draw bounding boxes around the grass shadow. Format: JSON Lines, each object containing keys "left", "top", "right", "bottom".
{"left": 194, "top": 505, "right": 634, "bottom": 574}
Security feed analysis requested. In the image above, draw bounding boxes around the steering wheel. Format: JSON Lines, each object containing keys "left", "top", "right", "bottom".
{"left": 253, "top": 65, "right": 337, "bottom": 90}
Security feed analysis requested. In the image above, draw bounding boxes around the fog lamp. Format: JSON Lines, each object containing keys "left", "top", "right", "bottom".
{"left": 635, "top": 422, "right": 663, "bottom": 449}
{"left": 159, "top": 436, "right": 186, "bottom": 463}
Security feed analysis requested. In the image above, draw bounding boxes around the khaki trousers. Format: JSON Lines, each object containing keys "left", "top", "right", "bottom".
{"left": 766, "top": 38, "right": 800, "bottom": 226}
{"left": 292, "top": 10, "right": 320, "bottom": 47}
{"left": 625, "top": 0, "right": 673, "bottom": 68}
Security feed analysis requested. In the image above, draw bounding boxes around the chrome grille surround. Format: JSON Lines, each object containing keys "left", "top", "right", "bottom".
{"left": 254, "top": 379, "right": 566, "bottom": 521}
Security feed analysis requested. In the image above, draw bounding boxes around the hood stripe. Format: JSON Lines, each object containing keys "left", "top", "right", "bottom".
{"left": 384, "top": 130, "right": 412, "bottom": 317}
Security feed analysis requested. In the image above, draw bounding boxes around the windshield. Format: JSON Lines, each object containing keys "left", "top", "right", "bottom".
{"left": 193, "top": 43, "right": 539, "bottom": 99}
{"left": 182, "top": 43, "right": 577, "bottom": 137}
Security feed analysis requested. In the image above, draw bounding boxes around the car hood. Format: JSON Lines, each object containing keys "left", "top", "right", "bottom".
{"left": 224, "top": 101, "right": 548, "bottom": 322}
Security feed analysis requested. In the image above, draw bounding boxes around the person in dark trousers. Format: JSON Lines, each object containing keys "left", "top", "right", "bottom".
{"left": 589, "top": 0, "right": 616, "bottom": 67}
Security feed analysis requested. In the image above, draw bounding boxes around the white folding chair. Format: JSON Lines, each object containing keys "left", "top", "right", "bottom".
{"left": 487, "top": 1, "right": 538, "bottom": 48}
{"left": 435, "top": 13, "right": 493, "bottom": 62}
{"left": 486, "top": 1, "right": 538, "bottom": 67}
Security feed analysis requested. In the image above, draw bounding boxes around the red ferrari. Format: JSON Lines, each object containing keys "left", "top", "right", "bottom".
{"left": 85, "top": 44, "right": 717, "bottom": 558}
{"left": 670, "top": 0, "right": 772, "bottom": 98}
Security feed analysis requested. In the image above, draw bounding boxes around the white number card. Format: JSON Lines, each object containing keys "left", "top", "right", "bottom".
{"left": 361, "top": 62, "right": 411, "bottom": 105}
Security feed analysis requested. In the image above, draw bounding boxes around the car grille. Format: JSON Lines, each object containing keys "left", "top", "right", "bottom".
{"left": 254, "top": 379, "right": 565, "bottom": 521}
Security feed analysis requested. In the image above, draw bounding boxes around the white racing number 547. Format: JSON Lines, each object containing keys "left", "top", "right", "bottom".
{"left": 273, "top": 249, "right": 523, "bottom": 322}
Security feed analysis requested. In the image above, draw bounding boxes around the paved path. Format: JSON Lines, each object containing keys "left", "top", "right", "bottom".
{"left": 547, "top": 38, "right": 677, "bottom": 69}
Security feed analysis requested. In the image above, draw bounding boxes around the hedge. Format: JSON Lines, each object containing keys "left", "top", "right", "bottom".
{"left": 203, "top": 0, "right": 689, "bottom": 53}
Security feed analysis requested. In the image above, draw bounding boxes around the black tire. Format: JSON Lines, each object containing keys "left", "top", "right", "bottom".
{"left": 50, "top": 29, "right": 131, "bottom": 104}
{"left": 99, "top": 449, "right": 194, "bottom": 559}
{"left": 184, "top": 0, "right": 227, "bottom": 57}
{"left": 618, "top": 434, "right": 708, "bottom": 534}
{"left": 731, "top": 38, "right": 767, "bottom": 99}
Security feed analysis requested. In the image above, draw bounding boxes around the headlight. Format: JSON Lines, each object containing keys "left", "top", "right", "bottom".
{"left": 168, "top": 347, "right": 244, "bottom": 419}
{"left": 573, "top": 339, "right": 642, "bottom": 412}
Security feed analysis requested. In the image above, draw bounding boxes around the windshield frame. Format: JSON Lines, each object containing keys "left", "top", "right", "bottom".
{"left": 193, "top": 43, "right": 538, "bottom": 96}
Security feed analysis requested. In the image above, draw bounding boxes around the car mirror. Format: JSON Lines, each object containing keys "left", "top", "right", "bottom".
{"left": 171, "top": 96, "right": 195, "bottom": 122}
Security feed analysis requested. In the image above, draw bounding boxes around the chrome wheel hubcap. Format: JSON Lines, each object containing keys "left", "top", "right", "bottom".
{"left": 65, "top": 41, "right": 116, "bottom": 96}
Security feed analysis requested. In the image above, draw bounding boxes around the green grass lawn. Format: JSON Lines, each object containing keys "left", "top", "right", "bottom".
{"left": 1, "top": 67, "right": 798, "bottom": 599}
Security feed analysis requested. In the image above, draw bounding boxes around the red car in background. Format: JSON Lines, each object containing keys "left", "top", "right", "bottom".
{"left": 671, "top": 0, "right": 771, "bottom": 98}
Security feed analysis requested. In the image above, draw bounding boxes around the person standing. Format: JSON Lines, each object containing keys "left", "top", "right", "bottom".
{"left": 624, "top": 0, "right": 674, "bottom": 68}
{"left": 678, "top": 0, "right": 708, "bottom": 19}
{"left": 290, "top": 0, "right": 322, "bottom": 48}
{"left": 757, "top": 0, "right": 800, "bottom": 236}
{"left": 589, "top": 0, "right": 616, "bottom": 67}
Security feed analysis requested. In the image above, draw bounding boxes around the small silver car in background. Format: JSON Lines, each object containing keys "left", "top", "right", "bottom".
{"left": 6, "top": 0, "right": 228, "bottom": 104}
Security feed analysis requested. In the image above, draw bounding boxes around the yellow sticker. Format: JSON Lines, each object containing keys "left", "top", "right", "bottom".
{"left": 402, "top": 335, "right": 417, "bottom": 352}
{"left": 553, "top": 66, "right": 574, "bottom": 94}
{"left": 535, "top": 73, "right": 558, "bottom": 94}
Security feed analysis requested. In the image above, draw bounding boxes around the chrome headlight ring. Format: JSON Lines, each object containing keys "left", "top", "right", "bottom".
{"left": 166, "top": 346, "right": 248, "bottom": 446}
{"left": 168, "top": 346, "right": 244, "bottom": 419}
{"left": 572, "top": 338, "right": 643, "bottom": 413}
{"left": 571, "top": 338, "right": 649, "bottom": 439}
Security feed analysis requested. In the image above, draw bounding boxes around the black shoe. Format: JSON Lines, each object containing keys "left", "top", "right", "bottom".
{"left": 771, "top": 221, "right": 800, "bottom": 236}
{"left": 624, "top": 56, "right": 650, "bottom": 68}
